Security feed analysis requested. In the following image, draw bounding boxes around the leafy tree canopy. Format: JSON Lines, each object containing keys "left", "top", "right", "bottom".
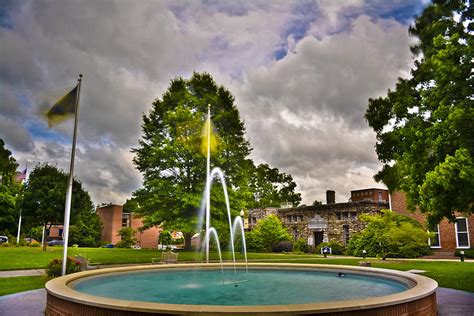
{"left": 21, "top": 164, "right": 101, "bottom": 249}
{"left": 129, "top": 72, "right": 300, "bottom": 249}
{"left": 365, "top": 0, "right": 473, "bottom": 225}
{"left": 0, "top": 139, "right": 22, "bottom": 234}
{"left": 346, "top": 210, "right": 431, "bottom": 258}
{"left": 246, "top": 214, "right": 291, "bottom": 252}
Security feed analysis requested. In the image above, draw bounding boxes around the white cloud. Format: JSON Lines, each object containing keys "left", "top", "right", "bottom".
{"left": 0, "top": 1, "right": 423, "bottom": 206}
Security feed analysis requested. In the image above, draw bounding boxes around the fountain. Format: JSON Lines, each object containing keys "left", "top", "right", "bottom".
{"left": 45, "top": 107, "right": 438, "bottom": 315}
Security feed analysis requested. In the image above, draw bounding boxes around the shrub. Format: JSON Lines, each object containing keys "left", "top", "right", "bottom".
{"left": 346, "top": 210, "right": 431, "bottom": 258}
{"left": 247, "top": 214, "right": 292, "bottom": 252}
{"left": 272, "top": 241, "right": 293, "bottom": 253}
{"left": 116, "top": 227, "right": 137, "bottom": 248}
{"left": 30, "top": 242, "right": 41, "bottom": 248}
{"left": 293, "top": 238, "right": 308, "bottom": 253}
{"left": 46, "top": 257, "right": 81, "bottom": 277}
{"left": 455, "top": 249, "right": 474, "bottom": 259}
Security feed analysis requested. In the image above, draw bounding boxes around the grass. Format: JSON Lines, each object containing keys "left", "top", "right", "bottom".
{"left": 1, "top": 247, "right": 473, "bottom": 295}
{"left": 0, "top": 276, "right": 47, "bottom": 296}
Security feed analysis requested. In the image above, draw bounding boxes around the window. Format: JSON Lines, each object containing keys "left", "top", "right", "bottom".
{"left": 455, "top": 218, "right": 470, "bottom": 248}
{"left": 428, "top": 225, "right": 441, "bottom": 248}
{"left": 341, "top": 212, "right": 348, "bottom": 220}
{"left": 378, "top": 192, "right": 383, "bottom": 202}
{"left": 336, "top": 212, "right": 341, "bottom": 220}
{"left": 122, "top": 213, "right": 131, "bottom": 227}
{"left": 350, "top": 212, "right": 357, "bottom": 219}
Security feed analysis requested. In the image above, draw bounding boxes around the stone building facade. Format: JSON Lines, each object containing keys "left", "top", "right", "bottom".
{"left": 249, "top": 190, "right": 389, "bottom": 248}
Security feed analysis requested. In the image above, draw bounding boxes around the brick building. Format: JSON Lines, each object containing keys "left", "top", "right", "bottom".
{"left": 391, "top": 191, "right": 473, "bottom": 253}
{"left": 96, "top": 204, "right": 162, "bottom": 249}
{"left": 249, "top": 189, "right": 389, "bottom": 248}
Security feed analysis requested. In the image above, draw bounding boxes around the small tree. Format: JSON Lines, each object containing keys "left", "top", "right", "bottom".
{"left": 116, "top": 227, "right": 137, "bottom": 248}
{"left": 246, "top": 214, "right": 291, "bottom": 252}
{"left": 347, "top": 210, "right": 431, "bottom": 258}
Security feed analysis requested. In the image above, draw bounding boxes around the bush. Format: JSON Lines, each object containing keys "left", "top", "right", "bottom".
{"left": 116, "top": 227, "right": 137, "bottom": 248}
{"left": 315, "top": 241, "right": 345, "bottom": 255}
{"left": 455, "top": 249, "right": 474, "bottom": 259}
{"left": 272, "top": 241, "right": 293, "bottom": 253}
{"left": 346, "top": 210, "right": 431, "bottom": 258}
{"left": 293, "top": 238, "right": 308, "bottom": 253}
{"left": 46, "top": 257, "right": 81, "bottom": 277}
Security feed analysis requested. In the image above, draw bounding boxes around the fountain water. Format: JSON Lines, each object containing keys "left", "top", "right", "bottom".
{"left": 196, "top": 104, "right": 248, "bottom": 284}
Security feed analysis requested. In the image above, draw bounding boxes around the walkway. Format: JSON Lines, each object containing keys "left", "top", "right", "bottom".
{"left": 0, "top": 287, "right": 473, "bottom": 316}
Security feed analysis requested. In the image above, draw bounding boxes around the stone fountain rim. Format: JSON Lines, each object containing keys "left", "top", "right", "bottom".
{"left": 45, "top": 262, "right": 438, "bottom": 314}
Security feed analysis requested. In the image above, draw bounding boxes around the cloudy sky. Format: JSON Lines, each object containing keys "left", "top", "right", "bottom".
{"left": 0, "top": 0, "right": 429, "bottom": 206}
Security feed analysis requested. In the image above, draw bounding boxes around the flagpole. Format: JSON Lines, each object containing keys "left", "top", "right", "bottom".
{"left": 61, "top": 74, "right": 82, "bottom": 276}
{"left": 205, "top": 104, "right": 211, "bottom": 263}
{"left": 16, "top": 209, "right": 22, "bottom": 243}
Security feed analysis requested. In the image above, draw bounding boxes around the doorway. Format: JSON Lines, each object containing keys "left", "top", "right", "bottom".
{"left": 314, "top": 231, "right": 324, "bottom": 246}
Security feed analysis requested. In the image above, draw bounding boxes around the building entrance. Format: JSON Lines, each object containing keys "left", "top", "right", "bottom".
{"left": 314, "top": 231, "right": 324, "bottom": 246}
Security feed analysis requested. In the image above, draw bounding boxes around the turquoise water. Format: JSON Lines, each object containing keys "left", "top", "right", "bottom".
{"left": 72, "top": 268, "right": 408, "bottom": 306}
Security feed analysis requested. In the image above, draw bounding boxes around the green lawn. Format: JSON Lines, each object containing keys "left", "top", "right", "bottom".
{"left": 1, "top": 247, "right": 473, "bottom": 295}
{"left": 0, "top": 276, "right": 47, "bottom": 296}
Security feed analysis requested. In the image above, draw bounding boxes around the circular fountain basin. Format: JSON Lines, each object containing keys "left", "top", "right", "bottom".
{"left": 45, "top": 263, "right": 438, "bottom": 315}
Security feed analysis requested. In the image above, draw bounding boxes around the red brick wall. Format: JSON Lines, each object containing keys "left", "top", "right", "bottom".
{"left": 130, "top": 215, "right": 161, "bottom": 249}
{"left": 96, "top": 205, "right": 122, "bottom": 244}
{"left": 391, "top": 191, "right": 474, "bottom": 251}
{"left": 351, "top": 189, "right": 389, "bottom": 203}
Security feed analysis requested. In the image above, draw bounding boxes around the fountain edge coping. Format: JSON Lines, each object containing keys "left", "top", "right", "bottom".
{"left": 45, "top": 263, "right": 438, "bottom": 314}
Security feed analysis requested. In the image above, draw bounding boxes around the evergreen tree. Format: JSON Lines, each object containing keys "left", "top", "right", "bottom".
{"left": 21, "top": 164, "right": 102, "bottom": 249}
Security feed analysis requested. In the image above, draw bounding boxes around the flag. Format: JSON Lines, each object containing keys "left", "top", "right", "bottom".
{"left": 200, "top": 117, "right": 218, "bottom": 156}
{"left": 14, "top": 167, "right": 27, "bottom": 183}
{"left": 45, "top": 85, "right": 79, "bottom": 127}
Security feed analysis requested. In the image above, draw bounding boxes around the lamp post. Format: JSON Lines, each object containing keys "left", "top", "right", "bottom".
{"left": 460, "top": 251, "right": 465, "bottom": 262}
{"left": 362, "top": 249, "right": 367, "bottom": 259}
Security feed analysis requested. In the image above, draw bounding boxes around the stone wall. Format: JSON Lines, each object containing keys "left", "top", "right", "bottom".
{"left": 249, "top": 201, "right": 389, "bottom": 247}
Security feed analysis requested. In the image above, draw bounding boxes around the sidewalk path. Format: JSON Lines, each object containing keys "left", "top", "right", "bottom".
{"left": 0, "top": 287, "right": 472, "bottom": 316}
{"left": 0, "top": 269, "right": 45, "bottom": 278}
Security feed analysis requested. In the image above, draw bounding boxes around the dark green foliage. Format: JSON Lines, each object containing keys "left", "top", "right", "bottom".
{"left": 0, "top": 139, "right": 21, "bottom": 235}
{"left": 246, "top": 214, "right": 291, "bottom": 252}
{"left": 455, "top": 248, "right": 474, "bottom": 259}
{"left": 272, "top": 240, "right": 293, "bottom": 252}
{"left": 69, "top": 210, "right": 103, "bottom": 247}
{"left": 159, "top": 230, "right": 172, "bottom": 245}
{"left": 365, "top": 0, "right": 473, "bottom": 225}
{"left": 293, "top": 237, "right": 309, "bottom": 253}
{"left": 129, "top": 72, "right": 301, "bottom": 249}
{"left": 116, "top": 227, "right": 137, "bottom": 248}
{"left": 316, "top": 241, "right": 345, "bottom": 255}
{"left": 46, "top": 257, "right": 81, "bottom": 277}
{"left": 21, "top": 164, "right": 100, "bottom": 249}
{"left": 346, "top": 210, "right": 431, "bottom": 258}
{"left": 247, "top": 163, "right": 301, "bottom": 208}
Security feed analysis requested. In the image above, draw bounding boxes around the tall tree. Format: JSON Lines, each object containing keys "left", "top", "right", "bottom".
{"left": 247, "top": 163, "right": 301, "bottom": 208}
{"left": 0, "top": 139, "right": 21, "bottom": 235}
{"left": 365, "top": 0, "right": 473, "bottom": 226}
{"left": 21, "top": 164, "right": 101, "bottom": 250}
{"left": 131, "top": 73, "right": 252, "bottom": 249}
{"left": 130, "top": 72, "right": 301, "bottom": 249}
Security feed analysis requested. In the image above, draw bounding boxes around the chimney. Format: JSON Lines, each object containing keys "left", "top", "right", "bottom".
{"left": 326, "top": 190, "right": 335, "bottom": 204}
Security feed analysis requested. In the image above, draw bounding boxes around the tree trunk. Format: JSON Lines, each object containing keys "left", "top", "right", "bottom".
{"left": 184, "top": 232, "right": 193, "bottom": 251}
